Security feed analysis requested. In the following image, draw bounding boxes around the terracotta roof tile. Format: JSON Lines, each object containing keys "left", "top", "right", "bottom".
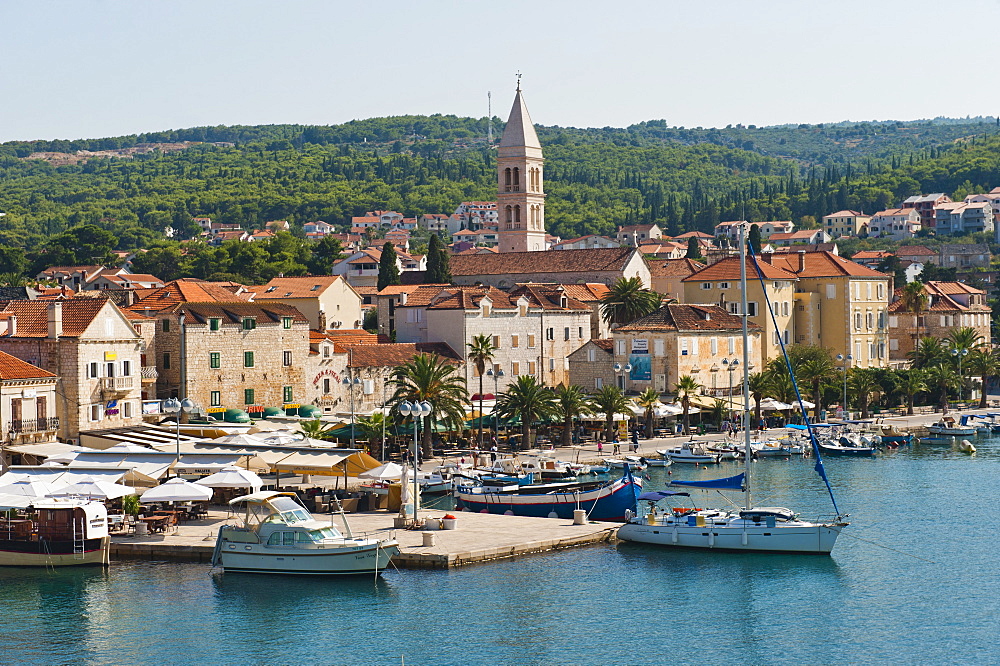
{"left": 344, "top": 342, "right": 462, "bottom": 368}
{"left": 896, "top": 245, "right": 937, "bottom": 256}
{"left": 617, "top": 304, "right": 758, "bottom": 332}
{"left": 0, "top": 298, "right": 113, "bottom": 338}
{"left": 671, "top": 231, "right": 714, "bottom": 239}
{"left": 683, "top": 257, "right": 797, "bottom": 282}
{"left": 648, "top": 258, "right": 706, "bottom": 277}
{"left": 450, "top": 247, "right": 635, "bottom": 276}
{"left": 590, "top": 339, "right": 613, "bottom": 352}
{"left": 0, "top": 351, "right": 56, "bottom": 380}
{"left": 766, "top": 251, "right": 888, "bottom": 278}
{"left": 251, "top": 275, "right": 349, "bottom": 299}
{"left": 129, "top": 279, "right": 252, "bottom": 313}
{"left": 178, "top": 302, "right": 309, "bottom": 326}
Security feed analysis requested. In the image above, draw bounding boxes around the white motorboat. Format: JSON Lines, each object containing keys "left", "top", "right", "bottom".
{"left": 618, "top": 223, "right": 847, "bottom": 554}
{"left": 644, "top": 457, "right": 672, "bottom": 468}
{"left": 927, "top": 418, "right": 976, "bottom": 437}
{"left": 604, "top": 455, "right": 647, "bottom": 470}
{"left": 751, "top": 441, "right": 803, "bottom": 457}
{"left": 212, "top": 491, "right": 398, "bottom": 575}
{"left": 657, "top": 443, "right": 721, "bottom": 464}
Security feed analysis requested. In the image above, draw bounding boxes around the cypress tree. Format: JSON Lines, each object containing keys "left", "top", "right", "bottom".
{"left": 684, "top": 236, "right": 703, "bottom": 259}
{"left": 748, "top": 224, "right": 762, "bottom": 255}
{"left": 377, "top": 241, "right": 400, "bottom": 291}
{"left": 425, "top": 234, "right": 452, "bottom": 283}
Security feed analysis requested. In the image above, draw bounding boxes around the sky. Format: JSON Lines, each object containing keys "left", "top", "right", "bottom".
{"left": 3, "top": 0, "right": 1000, "bottom": 142}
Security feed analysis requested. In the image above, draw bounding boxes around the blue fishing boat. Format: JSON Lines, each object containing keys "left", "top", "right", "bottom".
{"left": 455, "top": 467, "right": 642, "bottom": 521}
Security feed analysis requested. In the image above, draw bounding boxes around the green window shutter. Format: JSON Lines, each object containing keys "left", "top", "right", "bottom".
{"left": 244, "top": 351, "right": 254, "bottom": 367}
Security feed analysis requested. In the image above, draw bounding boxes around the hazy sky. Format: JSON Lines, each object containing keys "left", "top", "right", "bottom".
{"left": 3, "top": 0, "right": 999, "bottom": 142}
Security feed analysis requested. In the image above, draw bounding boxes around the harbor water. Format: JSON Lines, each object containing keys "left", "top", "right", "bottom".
{"left": 3, "top": 437, "right": 1000, "bottom": 664}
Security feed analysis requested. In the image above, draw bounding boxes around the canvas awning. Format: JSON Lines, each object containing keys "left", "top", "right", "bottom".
{"left": 269, "top": 450, "right": 382, "bottom": 476}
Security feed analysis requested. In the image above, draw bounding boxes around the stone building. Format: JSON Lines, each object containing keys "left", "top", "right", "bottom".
{"left": 648, "top": 258, "right": 705, "bottom": 302}
{"left": 497, "top": 84, "right": 547, "bottom": 253}
{"left": 609, "top": 304, "right": 761, "bottom": 396}
{"left": 450, "top": 246, "right": 651, "bottom": 290}
{"left": 0, "top": 351, "right": 60, "bottom": 449}
{"left": 0, "top": 299, "right": 144, "bottom": 440}
{"left": 141, "top": 302, "right": 310, "bottom": 417}
{"left": 567, "top": 339, "right": 614, "bottom": 392}
{"left": 888, "top": 282, "right": 992, "bottom": 362}
{"left": 249, "top": 275, "right": 363, "bottom": 331}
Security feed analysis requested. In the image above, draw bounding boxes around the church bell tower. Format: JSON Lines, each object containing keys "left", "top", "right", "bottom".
{"left": 497, "top": 79, "right": 547, "bottom": 253}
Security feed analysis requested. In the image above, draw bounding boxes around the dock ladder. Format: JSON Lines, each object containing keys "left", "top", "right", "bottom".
{"left": 72, "top": 517, "right": 85, "bottom": 560}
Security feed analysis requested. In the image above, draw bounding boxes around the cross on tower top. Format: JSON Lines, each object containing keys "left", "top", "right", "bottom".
{"left": 516, "top": 71, "right": 521, "bottom": 92}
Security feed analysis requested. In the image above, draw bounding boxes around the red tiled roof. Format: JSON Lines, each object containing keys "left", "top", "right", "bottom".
{"left": 129, "top": 279, "right": 252, "bottom": 313}
{"left": 648, "top": 258, "right": 706, "bottom": 277}
{"left": 684, "top": 256, "right": 797, "bottom": 282}
{"left": 896, "top": 245, "right": 937, "bottom": 256}
{"left": 0, "top": 298, "right": 114, "bottom": 338}
{"left": 251, "top": 275, "right": 348, "bottom": 299}
{"left": 671, "top": 231, "right": 714, "bottom": 239}
{"left": 617, "top": 304, "right": 759, "bottom": 332}
{"left": 344, "top": 342, "right": 461, "bottom": 368}
{"left": 178, "top": 302, "right": 309, "bottom": 325}
{"left": 450, "top": 248, "right": 636, "bottom": 276}
{"left": 851, "top": 250, "right": 893, "bottom": 260}
{"left": 591, "top": 339, "right": 613, "bottom": 352}
{"left": 767, "top": 252, "right": 888, "bottom": 278}
{"left": 0, "top": 351, "right": 56, "bottom": 380}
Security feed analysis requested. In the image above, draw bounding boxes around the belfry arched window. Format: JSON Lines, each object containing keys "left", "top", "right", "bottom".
{"left": 512, "top": 168, "right": 520, "bottom": 192}
{"left": 514, "top": 205, "right": 521, "bottom": 227}
{"left": 504, "top": 168, "right": 511, "bottom": 192}
{"left": 505, "top": 205, "right": 513, "bottom": 229}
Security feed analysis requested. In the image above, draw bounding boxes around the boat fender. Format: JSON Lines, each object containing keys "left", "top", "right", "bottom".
{"left": 625, "top": 509, "right": 634, "bottom": 521}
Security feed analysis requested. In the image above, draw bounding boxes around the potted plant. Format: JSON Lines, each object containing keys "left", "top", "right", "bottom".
{"left": 122, "top": 495, "right": 145, "bottom": 535}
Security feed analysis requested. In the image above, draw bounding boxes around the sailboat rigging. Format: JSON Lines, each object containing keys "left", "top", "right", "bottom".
{"left": 617, "top": 222, "right": 848, "bottom": 554}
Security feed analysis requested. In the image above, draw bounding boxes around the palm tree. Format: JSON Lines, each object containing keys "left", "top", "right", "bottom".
{"left": 356, "top": 412, "right": 387, "bottom": 459}
{"left": 600, "top": 276, "right": 661, "bottom": 327}
{"left": 925, "top": 364, "right": 960, "bottom": 412}
{"left": 909, "top": 337, "right": 948, "bottom": 369}
{"left": 298, "top": 418, "right": 336, "bottom": 440}
{"left": 389, "top": 353, "right": 469, "bottom": 457}
{"left": 467, "top": 334, "right": 497, "bottom": 449}
{"left": 894, "top": 369, "right": 928, "bottom": 416}
{"left": 900, "top": 282, "right": 928, "bottom": 362}
{"left": 674, "top": 375, "right": 701, "bottom": 435}
{"left": 847, "top": 368, "right": 881, "bottom": 419}
{"left": 552, "top": 384, "right": 597, "bottom": 447}
{"left": 948, "top": 326, "right": 985, "bottom": 354}
{"left": 592, "top": 385, "right": 631, "bottom": 443}
{"left": 748, "top": 371, "right": 772, "bottom": 430}
{"left": 494, "top": 376, "right": 557, "bottom": 450}
{"left": 797, "top": 354, "right": 836, "bottom": 418}
{"left": 966, "top": 348, "right": 1000, "bottom": 408}
{"left": 636, "top": 387, "right": 660, "bottom": 438}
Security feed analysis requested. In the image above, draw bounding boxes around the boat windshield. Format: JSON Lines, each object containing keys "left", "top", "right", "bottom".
{"left": 264, "top": 496, "right": 312, "bottom": 525}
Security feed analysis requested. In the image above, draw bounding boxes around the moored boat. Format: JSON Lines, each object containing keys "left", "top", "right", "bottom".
{"left": 927, "top": 417, "right": 976, "bottom": 437}
{"left": 658, "top": 443, "right": 721, "bottom": 464}
{"left": 0, "top": 498, "right": 109, "bottom": 567}
{"left": 212, "top": 491, "right": 398, "bottom": 575}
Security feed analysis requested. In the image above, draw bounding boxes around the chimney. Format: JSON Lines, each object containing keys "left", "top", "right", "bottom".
{"left": 796, "top": 250, "right": 806, "bottom": 273}
{"left": 47, "top": 302, "right": 62, "bottom": 339}
{"left": 760, "top": 252, "right": 773, "bottom": 265}
{"left": 0, "top": 314, "right": 16, "bottom": 337}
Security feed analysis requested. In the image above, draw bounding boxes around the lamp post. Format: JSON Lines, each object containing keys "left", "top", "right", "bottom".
{"left": 952, "top": 348, "right": 969, "bottom": 401}
{"left": 836, "top": 353, "right": 853, "bottom": 418}
{"left": 486, "top": 367, "right": 505, "bottom": 443}
{"left": 613, "top": 362, "right": 633, "bottom": 393}
{"left": 343, "top": 374, "right": 362, "bottom": 449}
{"left": 723, "top": 358, "right": 739, "bottom": 420}
{"left": 162, "top": 396, "right": 194, "bottom": 477}
{"left": 398, "top": 400, "right": 432, "bottom": 525}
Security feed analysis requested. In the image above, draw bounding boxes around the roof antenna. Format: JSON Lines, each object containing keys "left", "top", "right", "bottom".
{"left": 516, "top": 71, "right": 522, "bottom": 92}
{"left": 487, "top": 91, "right": 493, "bottom": 147}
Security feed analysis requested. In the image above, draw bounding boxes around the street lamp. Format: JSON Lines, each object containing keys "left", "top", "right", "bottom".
{"left": 486, "top": 368, "right": 505, "bottom": 443}
{"left": 952, "top": 348, "right": 969, "bottom": 401}
{"left": 836, "top": 353, "right": 853, "bottom": 418}
{"left": 723, "top": 358, "right": 739, "bottom": 419}
{"left": 613, "top": 362, "right": 633, "bottom": 393}
{"left": 162, "top": 396, "right": 194, "bottom": 477}
{"left": 342, "top": 375, "right": 362, "bottom": 449}
{"left": 398, "top": 400, "right": 432, "bottom": 525}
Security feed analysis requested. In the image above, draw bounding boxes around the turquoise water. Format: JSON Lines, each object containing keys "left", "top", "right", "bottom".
{"left": 3, "top": 439, "right": 999, "bottom": 664}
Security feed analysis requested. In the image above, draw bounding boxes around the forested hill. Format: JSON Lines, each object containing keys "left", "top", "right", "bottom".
{"left": 0, "top": 115, "right": 999, "bottom": 256}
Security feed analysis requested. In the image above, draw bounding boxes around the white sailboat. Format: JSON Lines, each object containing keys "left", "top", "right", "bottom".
{"left": 618, "top": 223, "right": 848, "bottom": 554}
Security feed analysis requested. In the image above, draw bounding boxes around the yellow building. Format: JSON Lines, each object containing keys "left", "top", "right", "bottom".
{"left": 822, "top": 210, "right": 871, "bottom": 238}
{"left": 765, "top": 251, "right": 890, "bottom": 368}
{"left": 682, "top": 257, "right": 797, "bottom": 363}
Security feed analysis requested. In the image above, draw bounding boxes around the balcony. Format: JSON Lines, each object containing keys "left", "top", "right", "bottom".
{"left": 140, "top": 366, "right": 158, "bottom": 382}
{"left": 9, "top": 417, "right": 60, "bottom": 435}
{"left": 100, "top": 376, "right": 135, "bottom": 394}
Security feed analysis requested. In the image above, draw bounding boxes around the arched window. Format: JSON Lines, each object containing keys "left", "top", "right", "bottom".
{"left": 514, "top": 205, "right": 521, "bottom": 226}
{"left": 512, "top": 167, "right": 520, "bottom": 191}
{"left": 505, "top": 205, "right": 513, "bottom": 229}
{"left": 504, "top": 168, "right": 511, "bottom": 192}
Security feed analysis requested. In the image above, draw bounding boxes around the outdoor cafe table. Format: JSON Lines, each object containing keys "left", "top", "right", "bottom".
{"left": 151, "top": 510, "right": 184, "bottom": 525}
{"left": 139, "top": 516, "right": 170, "bottom": 533}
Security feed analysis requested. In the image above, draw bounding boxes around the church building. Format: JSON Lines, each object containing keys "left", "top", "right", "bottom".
{"left": 497, "top": 83, "right": 547, "bottom": 253}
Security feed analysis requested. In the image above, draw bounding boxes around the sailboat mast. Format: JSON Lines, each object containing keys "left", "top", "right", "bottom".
{"left": 739, "top": 222, "right": 752, "bottom": 510}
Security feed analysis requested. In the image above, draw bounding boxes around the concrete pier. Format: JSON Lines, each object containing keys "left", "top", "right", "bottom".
{"left": 110, "top": 509, "right": 619, "bottom": 568}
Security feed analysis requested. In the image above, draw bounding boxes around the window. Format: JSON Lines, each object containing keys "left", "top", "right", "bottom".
{"left": 512, "top": 362, "right": 520, "bottom": 376}
{"left": 595, "top": 377, "right": 603, "bottom": 390}
{"left": 323, "top": 378, "right": 331, "bottom": 394}
{"left": 106, "top": 362, "right": 115, "bottom": 378}
{"left": 564, "top": 327, "right": 570, "bottom": 341}
{"left": 323, "top": 346, "right": 330, "bottom": 358}
{"left": 866, "top": 313, "right": 874, "bottom": 329}
{"left": 492, "top": 335, "right": 500, "bottom": 349}
{"left": 728, "top": 336, "right": 735, "bottom": 355}
{"left": 210, "top": 391, "right": 221, "bottom": 407}
{"left": 527, "top": 334, "right": 536, "bottom": 348}
{"left": 282, "top": 317, "right": 293, "bottom": 329}
{"left": 578, "top": 327, "right": 583, "bottom": 339}
{"left": 546, "top": 328, "right": 554, "bottom": 341}
{"left": 283, "top": 386, "right": 293, "bottom": 403}
{"left": 654, "top": 339, "right": 665, "bottom": 356}
{"left": 866, "top": 283, "right": 872, "bottom": 300}
{"left": 90, "top": 404, "right": 102, "bottom": 421}
{"left": 482, "top": 305, "right": 491, "bottom": 318}
{"left": 680, "top": 337, "right": 689, "bottom": 355}
{"left": 701, "top": 282, "right": 712, "bottom": 290}
{"left": 210, "top": 352, "right": 221, "bottom": 369}
{"left": 617, "top": 340, "right": 626, "bottom": 355}
{"left": 826, "top": 284, "right": 836, "bottom": 300}
{"left": 527, "top": 361, "right": 536, "bottom": 375}
{"left": 747, "top": 303, "right": 758, "bottom": 317}
{"left": 242, "top": 318, "right": 256, "bottom": 331}
{"left": 122, "top": 360, "right": 131, "bottom": 376}
{"left": 283, "top": 351, "right": 292, "bottom": 367}
{"left": 588, "top": 348, "right": 596, "bottom": 362}
{"left": 511, "top": 335, "right": 519, "bottom": 348}
{"left": 88, "top": 362, "right": 99, "bottom": 379}
{"left": 163, "top": 353, "right": 171, "bottom": 370}
{"left": 783, "top": 330, "right": 789, "bottom": 344}
{"left": 244, "top": 389, "right": 255, "bottom": 405}
{"left": 718, "top": 282, "right": 730, "bottom": 289}
{"left": 890, "top": 338, "right": 899, "bottom": 351}
{"left": 123, "top": 401, "right": 133, "bottom": 418}
{"left": 162, "top": 319, "right": 170, "bottom": 332}
{"left": 244, "top": 351, "right": 255, "bottom": 368}
{"left": 877, "top": 283, "right": 884, "bottom": 300}
{"left": 854, "top": 313, "right": 862, "bottom": 330}
{"left": 710, "top": 337, "right": 718, "bottom": 355}
{"left": 209, "top": 318, "right": 221, "bottom": 331}
{"left": 549, "top": 358, "right": 555, "bottom": 371}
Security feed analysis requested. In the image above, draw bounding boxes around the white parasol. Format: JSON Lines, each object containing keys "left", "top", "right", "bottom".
{"left": 140, "top": 477, "right": 214, "bottom": 503}
{"left": 0, "top": 479, "right": 66, "bottom": 498}
{"left": 359, "top": 462, "right": 404, "bottom": 481}
{"left": 49, "top": 475, "right": 136, "bottom": 500}
{"left": 193, "top": 467, "right": 263, "bottom": 490}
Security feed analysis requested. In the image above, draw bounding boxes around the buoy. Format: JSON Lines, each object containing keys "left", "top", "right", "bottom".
{"left": 668, "top": 470, "right": 672, "bottom": 475}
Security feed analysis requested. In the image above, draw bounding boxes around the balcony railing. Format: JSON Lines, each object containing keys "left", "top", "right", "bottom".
{"left": 140, "top": 366, "right": 158, "bottom": 381}
{"left": 9, "top": 417, "right": 60, "bottom": 435}
{"left": 100, "top": 376, "right": 135, "bottom": 392}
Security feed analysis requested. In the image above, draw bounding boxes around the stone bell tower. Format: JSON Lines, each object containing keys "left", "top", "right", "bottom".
{"left": 497, "top": 79, "right": 547, "bottom": 253}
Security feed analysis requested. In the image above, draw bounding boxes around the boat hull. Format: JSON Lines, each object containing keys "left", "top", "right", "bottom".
{"left": 0, "top": 537, "right": 109, "bottom": 567}
{"left": 927, "top": 427, "right": 976, "bottom": 436}
{"left": 818, "top": 443, "right": 876, "bottom": 457}
{"left": 217, "top": 539, "right": 399, "bottom": 575}
{"left": 617, "top": 521, "right": 842, "bottom": 554}
{"left": 456, "top": 477, "right": 641, "bottom": 521}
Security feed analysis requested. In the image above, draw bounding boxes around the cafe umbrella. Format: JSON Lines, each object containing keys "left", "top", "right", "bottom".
{"left": 140, "top": 477, "right": 214, "bottom": 503}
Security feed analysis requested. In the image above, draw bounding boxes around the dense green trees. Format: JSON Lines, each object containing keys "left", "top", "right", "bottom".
{"left": 377, "top": 242, "right": 400, "bottom": 291}
{"left": 425, "top": 234, "right": 451, "bottom": 283}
